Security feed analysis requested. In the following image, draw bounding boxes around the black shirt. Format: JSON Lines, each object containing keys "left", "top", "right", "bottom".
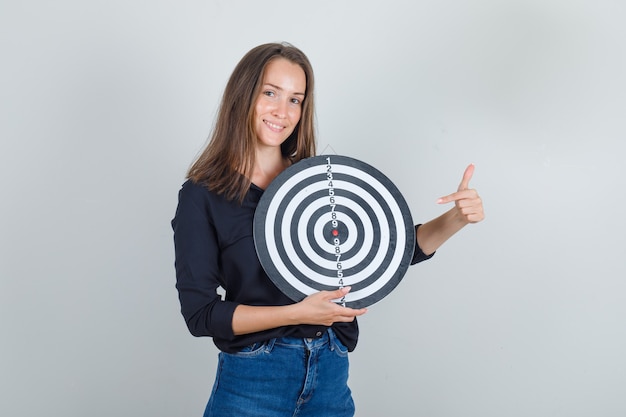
{"left": 172, "top": 179, "right": 433, "bottom": 353}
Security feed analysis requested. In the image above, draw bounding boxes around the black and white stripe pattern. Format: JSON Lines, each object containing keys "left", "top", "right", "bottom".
{"left": 254, "top": 155, "right": 415, "bottom": 308}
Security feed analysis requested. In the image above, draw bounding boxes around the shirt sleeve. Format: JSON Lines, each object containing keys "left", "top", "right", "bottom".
{"left": 410, "top": 224, "right": 435, "bottom": 265}
{"left": 171, "top": 181, "right": 239, "bottom": 340}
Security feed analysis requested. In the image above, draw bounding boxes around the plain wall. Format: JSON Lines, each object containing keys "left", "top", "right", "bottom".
{"left": 1, "top": 1, "right": 625, "bottom": 416}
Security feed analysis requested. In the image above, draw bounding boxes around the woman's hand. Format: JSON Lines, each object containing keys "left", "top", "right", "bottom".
{"left": 294, "top": 287, "right": 367, "bottom": 326}
{"left": 416, "top": 164, "right": 485, "bottom": 255}
{"left": 436, "top": 164, "right": 485, "bottom": 224}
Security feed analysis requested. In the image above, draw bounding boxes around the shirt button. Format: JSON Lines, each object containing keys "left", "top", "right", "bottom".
{"left": 316, "top": 331, "right": 322, "bottom": 337}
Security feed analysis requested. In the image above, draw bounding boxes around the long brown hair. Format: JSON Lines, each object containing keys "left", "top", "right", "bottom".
{"left": 188, "top": 42, "right": 317, "bottom": 202}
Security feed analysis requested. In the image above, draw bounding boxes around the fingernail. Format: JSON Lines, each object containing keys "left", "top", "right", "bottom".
{"left": 436, "top": 198, "right": 444, "bottom": 204}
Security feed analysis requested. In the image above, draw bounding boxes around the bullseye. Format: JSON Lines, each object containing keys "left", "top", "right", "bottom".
{"left": 253, "top": 155, "right": 415, "bottom": 308}
{"left": 323, "top": 220, "right": 348, "bottom": 246}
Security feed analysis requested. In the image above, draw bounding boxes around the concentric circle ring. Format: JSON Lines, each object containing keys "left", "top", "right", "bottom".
{"left": 253, "top": 155, "right": 415, "bottom": 308}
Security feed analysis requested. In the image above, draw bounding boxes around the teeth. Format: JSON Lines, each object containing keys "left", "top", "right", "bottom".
{"left": 265, "top": 120, "right": 283, "bottom": 130}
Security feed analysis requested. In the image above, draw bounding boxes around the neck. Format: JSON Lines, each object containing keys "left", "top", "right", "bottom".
{"left": 251, "top": 147, "right": 289, "bottom": 189}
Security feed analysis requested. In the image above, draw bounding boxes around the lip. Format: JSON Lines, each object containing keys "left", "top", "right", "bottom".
{"left": 263, "top": 119, "right": 285, "bottom": 132}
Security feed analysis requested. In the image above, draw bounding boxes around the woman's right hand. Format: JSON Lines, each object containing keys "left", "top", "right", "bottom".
{"left": 293, "top": 287, "right": 367, "bottom": 326}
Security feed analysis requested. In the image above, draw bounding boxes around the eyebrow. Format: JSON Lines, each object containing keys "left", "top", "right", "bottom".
{"left": 264, "top": 83, "right": 305, "bottom": 97}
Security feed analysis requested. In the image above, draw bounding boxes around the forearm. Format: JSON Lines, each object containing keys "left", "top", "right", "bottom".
{"left": 416, "top": 207, "right": 468, "bottom": 255}
{"left": 232, "top": 304, "right": 299, "bottom": 336}
{"left": 232, "top": 287, "right": 367, "bottom": 336}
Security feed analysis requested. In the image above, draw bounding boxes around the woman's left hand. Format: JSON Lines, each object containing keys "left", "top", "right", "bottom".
{"left": 436, "top": 164, "right": 485, "bottom": 224}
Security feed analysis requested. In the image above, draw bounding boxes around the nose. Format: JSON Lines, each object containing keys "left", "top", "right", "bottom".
{"left": 272, "top": 98, "right": 289, "bottom": 119}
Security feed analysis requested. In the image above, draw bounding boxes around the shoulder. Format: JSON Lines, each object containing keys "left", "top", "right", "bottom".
{"left": 173, "top": 179, "right": 218, "bottom": 223}
{"left": 179, "top": 178, "right": 208, "bottom": 196}
{"left": 175, "top": 179, "right": 242, "bottom": 218}
{"left": 177, "top": 179, "right": 217, "bottom": 206}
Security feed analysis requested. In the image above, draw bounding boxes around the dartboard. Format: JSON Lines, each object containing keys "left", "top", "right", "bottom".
{"left": 253, "top": 155, "right": 415, "bottom": 308}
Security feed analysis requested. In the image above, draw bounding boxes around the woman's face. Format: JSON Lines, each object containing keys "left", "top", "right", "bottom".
{"left": 253, "top": 58, "right": 306, "bottom": 151}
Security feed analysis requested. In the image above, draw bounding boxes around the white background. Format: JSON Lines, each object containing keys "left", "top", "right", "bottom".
{"left": 1, "top": 1, "right": 625, "bottom": 416}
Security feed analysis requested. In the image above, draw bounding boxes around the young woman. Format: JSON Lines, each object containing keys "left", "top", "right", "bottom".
{"left": 172, "top": 42, "right": 484, "bottom": 417}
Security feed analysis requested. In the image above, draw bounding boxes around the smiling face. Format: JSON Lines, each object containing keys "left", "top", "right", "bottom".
{"left": 253, "top": 58, "right": 306, "bottom": 151}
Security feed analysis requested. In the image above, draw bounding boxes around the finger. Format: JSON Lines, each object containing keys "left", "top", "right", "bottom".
{"left": 437, "top": 188, "right": 478, "bottom": 204}
{"left": 324, "top": 286, "right": 351, "bottom": 301}
{"left": 337, "top": 307, "right": 368, "bottom": 320}
{"left": 458, "top": 164, "right": 475, "bottom": 191}
{"left": 455, "top": 198, "right": 485, "bottom": 222}
{"left": 460, "top": 209, "right": 485, "bottom": 223}
{"left": 455, "top": 195, "right": 482, "bottom": 208}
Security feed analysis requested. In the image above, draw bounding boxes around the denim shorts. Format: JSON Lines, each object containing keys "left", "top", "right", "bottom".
{"left": 203, "top": 328, "right": 355, "bottom": 417}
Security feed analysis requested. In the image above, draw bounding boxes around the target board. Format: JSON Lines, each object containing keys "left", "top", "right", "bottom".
{"left": 253, "top": 155, "right": 415, "bottom": 309}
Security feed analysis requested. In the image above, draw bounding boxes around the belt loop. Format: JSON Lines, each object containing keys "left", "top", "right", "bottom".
{"left": 327, "top": 328, "right": 335, "bottom": 351}
{"left": 264, "top": 337, "right": 277, "bottom": 353}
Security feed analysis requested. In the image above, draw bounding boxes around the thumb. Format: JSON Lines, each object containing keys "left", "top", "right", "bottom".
{"left": 458, "top": 164, "right": 475, "bottom": 191}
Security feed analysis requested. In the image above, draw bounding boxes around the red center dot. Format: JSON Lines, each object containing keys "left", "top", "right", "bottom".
{"left": 332, "top": 229, "right": 339, "bottom": 237}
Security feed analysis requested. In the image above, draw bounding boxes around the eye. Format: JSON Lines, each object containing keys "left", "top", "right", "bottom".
{"left": 263, "top": 90, "right": 276, "bottom": 97}
{"left": 291, "top": 97, "right": 301, "bottom": 105}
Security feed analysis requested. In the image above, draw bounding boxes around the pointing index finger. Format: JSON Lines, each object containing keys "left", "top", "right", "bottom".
{"left": 437, "top": 189, "right": 474, "bottom": 204}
